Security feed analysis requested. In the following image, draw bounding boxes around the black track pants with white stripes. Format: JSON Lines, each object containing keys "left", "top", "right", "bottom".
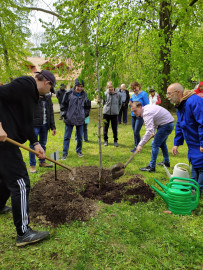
{"left": 0, "top": 142, "right": 30, "bottom": 235}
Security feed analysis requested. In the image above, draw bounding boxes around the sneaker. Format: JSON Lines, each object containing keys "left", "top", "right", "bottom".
{"left": 139, "top": 165, "right": 155, "bottom": 172}
{"left": 39, "top": 162, "right": 53, "bottom": 168}
{"left": 0, "top": 206, "right": 12, "bottom": 214}
{"left": 114, "top": 142, "right": 119, "bottom": 147}
{"left": 157, "top": 162, "right": 170, "bottom": 168}
{"left": 29, "top": 166, "right": 37, "bottom": 173}
{"left": 104, "top": 141, "right": 108, "bottom": 146}
{"left": 16, "top": 227, "right": 49, "bottom": 247}
{"left": 77, "top": 152, "right": 84, "bottom": 157}
{"left": 61, "top": 154, "right": 67, "bottom": 160}
{"left": 130, "top": 147, "right": 137, "bottom": 153}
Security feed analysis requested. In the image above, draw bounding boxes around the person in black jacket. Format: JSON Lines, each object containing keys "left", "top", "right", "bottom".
{"left": 61, "top": 78, "right": 91, "bottom": 159}
{"left": 29, "top": 93, "right": 56, "bottom": 173}
{"left": 56, "top": 83, "right": 67, "bottom": 120}
{"left": 118, "top": 84, "right": 130, "bottom": 124}
{"left": 0, "top": 70, "right": 56, "bottom": 247}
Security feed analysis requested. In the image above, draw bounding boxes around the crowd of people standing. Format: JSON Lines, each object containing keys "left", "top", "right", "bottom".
{"left": 0, "top": 71, "right": 202, "bottom": 248}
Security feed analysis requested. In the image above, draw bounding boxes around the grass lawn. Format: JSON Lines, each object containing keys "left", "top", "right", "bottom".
{"left": 0, "top": 107, "right": 202, "bottom": 270}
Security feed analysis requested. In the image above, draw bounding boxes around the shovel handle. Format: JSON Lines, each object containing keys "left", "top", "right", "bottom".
{"left": 6, "top": 137, "right": 73, "bottom": 172}
{"left": 124, "top": 134, "right": 155, "bottom": 168}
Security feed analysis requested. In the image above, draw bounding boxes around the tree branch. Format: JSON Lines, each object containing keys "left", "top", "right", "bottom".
{"left": 23, "top": 7, "right": 59, "bottom": 17}
{"left": 189, "top": 0, "right": 198, "bottom": 6}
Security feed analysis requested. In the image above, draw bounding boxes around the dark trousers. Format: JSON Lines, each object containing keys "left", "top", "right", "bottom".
{"left": 118, "top": 105, "right": 128, "bottom": 124}
{"left": 0, "top": 143, "right": 30, "bottom": 235}
{"left": 103, "top": 114, "right": 118, "bottom": 142}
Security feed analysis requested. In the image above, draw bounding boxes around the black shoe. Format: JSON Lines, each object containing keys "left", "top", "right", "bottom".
{"left": 104, "top": 141, "right": 108, "bottom": 146}
{"left": 130, "top": 147, "right": 137, "bottom": 153}
{"left": 61, "top": 154, "right": 67, "bottom": 160}
{"left": 77, "top": 152, "right": 84, "bottom": 157}
{"left": 140, "top": 165, "right": 155, "bottom": 172}
{"left": 0, "top": 206, "right": 12, "bottom": 214}
{"left": 114, "top": 142, "right": 119, "bottom": 147}
{"left": 157, "top": 162, "right": 170, "bottom": 168}
{"left": 16, "top": 228, "right": 49, "bottom": 247}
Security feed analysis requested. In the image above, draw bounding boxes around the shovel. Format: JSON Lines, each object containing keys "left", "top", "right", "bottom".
{"left": 6, "top": 137, "right": 75, "bottom": 179}
{"left": 111, "top": 134, "right": 154, "bottom": 179}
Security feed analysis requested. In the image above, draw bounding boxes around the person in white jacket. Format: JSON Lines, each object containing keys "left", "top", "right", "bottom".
{"left": 149, "top": 89, "right": 161, "bottom": 105}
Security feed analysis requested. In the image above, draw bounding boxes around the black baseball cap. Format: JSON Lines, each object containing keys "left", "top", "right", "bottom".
{"left": 35, "top": 70, "right": 56, "bottom": 93}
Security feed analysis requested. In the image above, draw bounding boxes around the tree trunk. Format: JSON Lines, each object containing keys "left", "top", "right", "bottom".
{"left": 159, "top": 0, "right": 173, "bottom": 109}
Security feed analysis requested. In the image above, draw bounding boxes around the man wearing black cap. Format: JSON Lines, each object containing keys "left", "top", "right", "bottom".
{"left": 61, "top": 78, "right": 91, "bottom": 159}
{"left": 0, "top": 70, "right": 56, "bottom": 246}
{"left": 56, "top": 83, "right": 67, "bottom": 120}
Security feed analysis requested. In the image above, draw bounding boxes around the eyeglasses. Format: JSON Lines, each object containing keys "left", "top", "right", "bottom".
{"left": 166, "top": 90, "right": 177, "bottom": 96}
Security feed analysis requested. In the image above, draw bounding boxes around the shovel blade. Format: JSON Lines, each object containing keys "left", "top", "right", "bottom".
{"left": 112, "top": 168, "right": 125, "bottom": 179}
{"left": 111, "top": 162, "right": 125, "bottom": 174}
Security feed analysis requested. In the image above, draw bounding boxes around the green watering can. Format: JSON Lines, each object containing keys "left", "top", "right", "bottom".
{"left": 151, "top": 177, "right": 200, "bottom": 215}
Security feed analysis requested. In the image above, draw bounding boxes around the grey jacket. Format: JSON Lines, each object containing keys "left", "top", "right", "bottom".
{"left": 103, "top": 90, "right": 122, "bottom": 115}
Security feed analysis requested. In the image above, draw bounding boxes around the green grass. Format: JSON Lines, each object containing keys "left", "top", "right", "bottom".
{"left": 0, "top": 108, "right": 202, "bottom": 270}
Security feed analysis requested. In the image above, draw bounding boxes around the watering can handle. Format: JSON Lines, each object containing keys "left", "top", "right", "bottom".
{"left": 175, "top": 163, "right": 191, "bottom": 171}
{"left": 168, "top": 181, "right": 200, "bottom": 205}
{"left": 169, "top": 177, "right": 198, "bottom": 187}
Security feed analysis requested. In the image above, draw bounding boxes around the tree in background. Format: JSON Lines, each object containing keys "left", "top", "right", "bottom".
{"left": 0, "top": 0, "right": 33, "bottom": 83}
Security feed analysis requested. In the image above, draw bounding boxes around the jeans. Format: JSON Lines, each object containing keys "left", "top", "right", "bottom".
{"left": 63, "top": 124, "right": 84, "bottom": 155}
{"left": 75, "top": 124, "right": 88, "bottom": 141}
{"left": 131, "top": 116, "right": 144, "bottom": 147}
{"left": 118, "top": 105, "right": 128, "bottom": 124}
{"left": 191, "top": 167, "right": 203, "bottom": 194}
{"left": 29, "top": 124, "right": 48, "bottom": 166}
{"left": 149, "top": 122, "right": 174, "bottom": 168}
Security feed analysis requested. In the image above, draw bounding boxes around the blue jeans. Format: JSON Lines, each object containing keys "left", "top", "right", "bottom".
{"left": 75, "top": 124, "right": 88, "bottom": 141}
{"left": 191, "top": 167, "right": 203, "bottom": 194}
{"left": 131, "top": 116, "right": 144, "bottom": 147}
{"left": 63, "top": 124, "right": 84, "bottom": 155}
{"left": 29, "top": 124, "right": 48, "bottom": 166}
{"left": 149, "top": 122, "right": 174, "bottom": 168}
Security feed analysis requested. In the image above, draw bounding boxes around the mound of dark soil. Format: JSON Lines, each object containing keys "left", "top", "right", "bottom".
{"left": 29, "top": 166, "right": 154, "bottom": 227}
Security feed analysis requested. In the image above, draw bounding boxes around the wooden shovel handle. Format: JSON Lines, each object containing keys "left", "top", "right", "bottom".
{"left": 124, "top": 134, "right": 155, "bottom": 168}
{"left": 6, "top": 137, "right": 73, "bottom": 172}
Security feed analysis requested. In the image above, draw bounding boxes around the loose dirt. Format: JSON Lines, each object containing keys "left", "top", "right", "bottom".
{"left": 30, "top": 166, "right": 154, "bottom": 227}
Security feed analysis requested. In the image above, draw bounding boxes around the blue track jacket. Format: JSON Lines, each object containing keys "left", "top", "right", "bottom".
{"left": 174, "top": 93, "right": 203, "bottom": 168}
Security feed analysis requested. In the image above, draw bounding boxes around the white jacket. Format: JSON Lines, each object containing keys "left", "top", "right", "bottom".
{"left": 149, "top": 92, "right": 161, "bottom": 105}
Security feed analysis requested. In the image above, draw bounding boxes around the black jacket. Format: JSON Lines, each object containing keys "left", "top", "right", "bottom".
{"left": 119, "top": 89, "right": 130, "bottom": 107}
{"left": 0, "top": 76, "right": 39, "bottom": 144}
{"left": 56, "top": 88, "right": 67, "bottom": 104}
{"left": 32, "top": 94, "right": 56, "bottom": 130}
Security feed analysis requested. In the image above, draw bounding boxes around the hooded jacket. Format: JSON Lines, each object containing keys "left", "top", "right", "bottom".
{"left": 61, "top": 89, "right": 90, "bottom": 126}
{"left": 0, "top": 76, "right": 39, "bottom": 144}
{"left": 174, "top": 90, "right": 203, "bottom": 168}
{"left": 103, "top": 90, "right": 122, "bottom": 115}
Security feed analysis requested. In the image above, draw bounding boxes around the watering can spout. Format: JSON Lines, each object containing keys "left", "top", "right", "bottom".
{"left": 163, "top": 165, "right": 172, "bottom": 179}
{"left": 154, "top": 178, "right": 167, "bottom": 192}
{"left": 151, "top": 185, "right": 168, "bottom": 203}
